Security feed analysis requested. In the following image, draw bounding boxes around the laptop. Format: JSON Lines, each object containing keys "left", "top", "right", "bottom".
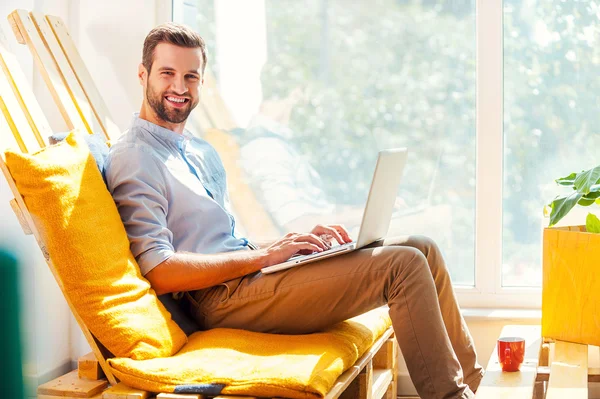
{"left": 260, "top": 148, "right": 408, "bottom": 274}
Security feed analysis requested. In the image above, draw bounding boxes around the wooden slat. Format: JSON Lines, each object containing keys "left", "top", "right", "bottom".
{"left": 385, "top": 337, "right": 398, "bottom": 399}
{"left": 38, "top": 394, "right": 103, "bottom": 399}
{"left": 371, "top": 369, "right": 393, "bottom": 399}
{"left": 200, "top": 68, "right": 236, "bottom": 130}
{"left": 0, "top": 153, "right": 119, "bottom": 386}
{"left": 339, "top": 360, "right": 373, "bottom": 399}
{"left": 546, "top": 340, "right": 588, "bottom": 399}
{"left": 0, "top": 26, "right": 51, "bottom": 149}
{"left": 9, "top": 198, "right": 32, "bottom": 234}
{"left": 0, "top": 69, "right": 30, "bottom": 152}
{"left": 45, "top": 15, "right": 119, "bottom": 140}
{"left": 324, "top": 326, "right": 394, "bottom": 399}
{"left": 29, "top": 11, "right": 98, "bottom": 136}
{"left": 213, "top": 396, "right": 256, "bottom": 399}
{"left": 532, "top": 381, "right": 545, "bottom": 399}
{"left": 78, "top": 352, "right": 105, "bottom": 381}
{"left": 8, "top": 10, "right": 85, "bottom": 132}
{"left": 475, "top": 325, "right": 541, "bottom": 399}
{"left": 539, "top": 342, "right": 550, "bottom": 367}
{"left": 373, "top": 339, "right": 396, "bottom": 369}
{"left": 37, "top": 370, "right": 108, "bottom": 398}
{"left": 102, "top": 382, "right": 150, "bottom": 399}
{"left": 536, "top": 366, "right": 600, "bottom": 382}
{"left": 156, "top": 394, "right": 203, "bottom": 399}
{"left": 187, "top": 106, "right": 212, "bottom": 136}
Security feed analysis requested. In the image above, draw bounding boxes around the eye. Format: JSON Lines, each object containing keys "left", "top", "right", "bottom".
{"left": 186, "top": 74, "right": 199, "bottom": 80}
{"left": 161, "top": 71, "right": 174, "bottom": 76}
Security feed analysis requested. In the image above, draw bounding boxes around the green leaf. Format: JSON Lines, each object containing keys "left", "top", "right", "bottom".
{"left": 582, "top": 189, "right": 600, "bottom": 200}
{"left": 586, "top": 213, "right": 600, "bottom": 234}
{"left": 556, "top": 172, "right": 577, "bottom": 186}
{"left": 588, "top": 184, "right": 600, "bottom": 193}
{"left": 574, "top": 166, "right": 600, "bottom": 194}
{"left": 578, "top": 198, "right": 596, "bottom": 206}
{"left": 549, "top": 191, "right": 584, "bottom": 227}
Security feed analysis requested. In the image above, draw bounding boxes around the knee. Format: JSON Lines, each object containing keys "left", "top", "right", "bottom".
{"left": 411, "top": 235, "right": 449, "bottom": 276}
{"left": 411, "top": 235, "right": 439, "bottom": 257}
{"left": 386, "top": 246, "right": 429, "bottom": 276}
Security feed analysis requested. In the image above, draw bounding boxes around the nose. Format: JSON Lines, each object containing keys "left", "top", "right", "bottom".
{"left": 170, "top": 75, "right": 188, "bottom": 95}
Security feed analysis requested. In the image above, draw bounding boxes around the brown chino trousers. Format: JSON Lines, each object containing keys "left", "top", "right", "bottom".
{"left": 186, "top": 235, "right": 484, "bottom": 399}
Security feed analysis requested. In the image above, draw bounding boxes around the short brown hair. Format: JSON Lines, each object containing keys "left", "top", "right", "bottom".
{"left": 142, "top": 22, "right": 207, "bottom": 74}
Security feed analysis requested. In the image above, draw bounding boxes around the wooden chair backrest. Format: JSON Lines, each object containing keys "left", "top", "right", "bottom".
{"left": 8, "top": 10, "right": 118, "bottom": 140}
{"left": 1, "top": 10, "right": 119, "bottom": 385}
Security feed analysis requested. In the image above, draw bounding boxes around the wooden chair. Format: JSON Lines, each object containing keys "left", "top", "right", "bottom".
{"left": 1, "top": 9, "right": 399, "bottom": 399}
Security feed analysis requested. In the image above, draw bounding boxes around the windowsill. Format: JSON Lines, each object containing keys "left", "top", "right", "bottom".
{"left": 461, "top": 307, "right": 541, "bottom": 322}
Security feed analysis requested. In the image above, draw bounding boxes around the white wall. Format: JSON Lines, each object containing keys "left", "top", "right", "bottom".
{"left": 0, "top": 0, "right": 170, "bottom": 396}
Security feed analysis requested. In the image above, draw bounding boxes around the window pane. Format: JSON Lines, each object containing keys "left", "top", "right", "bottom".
{"left": 503, "top": 1, "right": 600, "bottom": 287}
{"left": 183, "top": 0, "right": 476, "bottom": 285}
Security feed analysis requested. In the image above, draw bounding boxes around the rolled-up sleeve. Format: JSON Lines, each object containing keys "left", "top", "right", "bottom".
{"left": 104, "top": 147, "right": 175, "bottom": 275}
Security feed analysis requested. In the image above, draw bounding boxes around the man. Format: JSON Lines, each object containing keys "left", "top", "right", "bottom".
{"left": 104, "top": 23, "right": 483, "bottom": 399}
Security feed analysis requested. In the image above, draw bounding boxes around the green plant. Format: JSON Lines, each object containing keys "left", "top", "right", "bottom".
{"left": 548, "top": 166, "right": 600, "bottom": 232}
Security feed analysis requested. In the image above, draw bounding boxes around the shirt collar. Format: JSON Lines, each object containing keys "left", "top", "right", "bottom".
{"left": 131, "top": 113, "right": 192, "bottom": 144}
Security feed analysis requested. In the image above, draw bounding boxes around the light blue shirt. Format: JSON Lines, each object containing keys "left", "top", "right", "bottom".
{"left": 104, "top": 114, "right": 249, "bottom": 276}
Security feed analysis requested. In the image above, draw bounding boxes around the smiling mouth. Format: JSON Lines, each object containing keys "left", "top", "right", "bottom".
{"left": 165, "top": 96, "right": 190, "bottom": 106}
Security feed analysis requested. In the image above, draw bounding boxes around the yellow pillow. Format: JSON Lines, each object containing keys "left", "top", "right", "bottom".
{"left": 5, "top": 132, "right": 186, "bottom": 360}
{"left": 108, "top": 308, "right": 392, "bottom": 399}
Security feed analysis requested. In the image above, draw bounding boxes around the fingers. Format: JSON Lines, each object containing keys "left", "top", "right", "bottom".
{"left": 293, "top": 242, "right": 324, "bottom": 254}
{"left": 301, "top": 233, "right": 330, "bottom": 250}
{"left": 311, "top": 224, "right": 350, "bottom": 245}
{"left": 329, "top": 224, "right": 352, "bottom": 243}
{"left": 284, "top": 232, "right": 330, "bottom": 251}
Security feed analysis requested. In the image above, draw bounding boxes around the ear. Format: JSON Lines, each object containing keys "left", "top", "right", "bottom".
{"left": 138, "top": 63, "right": 147, "bottom": 86}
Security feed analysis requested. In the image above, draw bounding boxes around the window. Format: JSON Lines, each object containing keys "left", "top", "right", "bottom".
{"left": 174, "top": 0, "right": 599, "bottom": 308}
{"left": 503, "top": 0, "right": 600, "bottom": 288}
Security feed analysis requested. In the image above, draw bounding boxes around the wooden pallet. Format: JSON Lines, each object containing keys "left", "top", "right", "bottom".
{"left": 476, "top": 325, "right": 598, "bottom": 398}
{"left": 36, "top": 331, "right": 398, "bottom": 399}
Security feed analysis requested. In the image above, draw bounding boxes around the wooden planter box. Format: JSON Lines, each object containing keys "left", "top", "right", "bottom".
{"left": 542, "top": 226, "right": 600, "bottom": 346}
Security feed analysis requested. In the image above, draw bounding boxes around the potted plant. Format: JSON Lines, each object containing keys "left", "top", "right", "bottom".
{"left": 542, "top": 165, "right": 600, "bottom": 346}
{"left": 547, "top": 165, "right": 600, "bottom": 230}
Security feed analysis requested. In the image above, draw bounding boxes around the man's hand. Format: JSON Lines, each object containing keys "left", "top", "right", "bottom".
{"left": 263, "top": 232, "right": 331, "bottom": 266}
{"left": 310, "top": 224, "right": 353, "bottom": 246}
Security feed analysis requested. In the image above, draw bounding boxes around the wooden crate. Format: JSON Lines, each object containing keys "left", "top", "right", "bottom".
{"left": 476, "top": 325, "right": 599, "bottom": 398}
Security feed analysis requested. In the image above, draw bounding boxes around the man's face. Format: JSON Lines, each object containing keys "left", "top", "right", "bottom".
{"left": 142, "top": 42, "right": 203, "bottom": 125}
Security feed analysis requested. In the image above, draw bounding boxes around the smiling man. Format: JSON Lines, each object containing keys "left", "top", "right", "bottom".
{"left": 104, "top": 23, "right": 483, "bottom": 399}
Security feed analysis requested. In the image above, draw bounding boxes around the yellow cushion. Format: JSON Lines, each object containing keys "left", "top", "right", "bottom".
{"left": 108, "top": 307, "right": 392, "bottom": 399}
{"left": 4, "top": 132, "right": 187, "bottom": 360}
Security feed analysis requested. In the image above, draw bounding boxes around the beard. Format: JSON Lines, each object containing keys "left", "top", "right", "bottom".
{"left": 146, "top": 82, "right": 198, "bottom": 124}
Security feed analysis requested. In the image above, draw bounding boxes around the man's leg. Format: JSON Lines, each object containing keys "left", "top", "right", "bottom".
{"left": 187, "top": 243, "right": 474, "bottom": 399}
{"left": 369, "top": 236, "right": 484, "bottom": 391}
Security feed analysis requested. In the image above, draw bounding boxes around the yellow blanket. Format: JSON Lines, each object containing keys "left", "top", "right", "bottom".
{"left": 108, "top": 307, "right": 392, "bottom": 399}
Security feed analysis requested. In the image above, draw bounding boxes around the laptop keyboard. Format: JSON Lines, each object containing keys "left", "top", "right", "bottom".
{"left": 291, "top": 241, "right": 354, "bottom": 261}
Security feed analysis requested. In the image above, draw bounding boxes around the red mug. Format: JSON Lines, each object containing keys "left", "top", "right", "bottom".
{"left": 498, "top": 337, "right": 525, "bottom": 372}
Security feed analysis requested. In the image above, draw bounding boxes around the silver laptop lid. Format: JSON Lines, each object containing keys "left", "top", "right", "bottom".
{"left": 355, "top": 148, "right": 408, "bottom": 248}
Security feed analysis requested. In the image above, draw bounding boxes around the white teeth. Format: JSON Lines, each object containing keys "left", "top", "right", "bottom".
{"left": 167, "top": 96, "right": 186, "bottom": 103}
